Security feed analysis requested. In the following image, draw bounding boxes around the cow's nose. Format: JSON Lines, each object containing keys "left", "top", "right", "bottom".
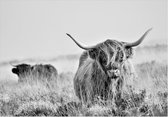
{"left": 107, "top": 69, "right": 120, "bottom": 79}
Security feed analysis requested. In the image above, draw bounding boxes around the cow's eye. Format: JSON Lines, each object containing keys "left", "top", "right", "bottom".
{"left": 119, "top": 52, "right": 124, "bottom": 62}
{"left": 115, "top": 51, "right": 124, "bottom": 63}
{"left": 99, "top": 51, "right": 107, "bottom": 65}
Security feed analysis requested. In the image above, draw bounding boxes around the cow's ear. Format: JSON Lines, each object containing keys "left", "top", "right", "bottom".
{"left": 88, "top": 48, "right": 98, "bottom": 59}
{"left": 125, "top": 47, "right": 134, "bottom": 59}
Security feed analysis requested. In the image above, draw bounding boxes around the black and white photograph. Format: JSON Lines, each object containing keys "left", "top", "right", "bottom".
{"left": 0, "top": 0, "right": 167, "bottom": 116}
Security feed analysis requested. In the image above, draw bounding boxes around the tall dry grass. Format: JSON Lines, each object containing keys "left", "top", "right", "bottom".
{"left": 0, "top": 61, "right": 167, "bottom": 116}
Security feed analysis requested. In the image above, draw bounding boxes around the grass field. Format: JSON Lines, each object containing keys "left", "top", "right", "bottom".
{"left": 0, "top": 45, "right": 167, "bottom": 116}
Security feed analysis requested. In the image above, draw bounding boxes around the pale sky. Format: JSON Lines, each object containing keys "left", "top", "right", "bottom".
{"left": 0, "top": 0, "right": 167, "bottom": 61}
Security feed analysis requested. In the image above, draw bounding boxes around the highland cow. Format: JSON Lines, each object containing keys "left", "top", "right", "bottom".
{"left": 66, "top": 28, "right": 152, "bottom": 104}
{"left": 11, "top": 63, "right": 58, "bottom": 83}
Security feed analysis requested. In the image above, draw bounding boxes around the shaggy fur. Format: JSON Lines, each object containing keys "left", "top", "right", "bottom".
{"left": 12, "top": 64, "right": 58, "bottom": 82}
{"left": 74, "top": 39, "right": 135, "bottom": 105}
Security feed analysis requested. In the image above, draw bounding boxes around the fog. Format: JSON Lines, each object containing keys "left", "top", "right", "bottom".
{"left": 0, "top": 0, "right": 167, "bottom": 62}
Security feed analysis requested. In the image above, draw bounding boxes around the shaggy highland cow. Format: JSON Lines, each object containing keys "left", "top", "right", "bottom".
{"left": 66, "top": 28, "right": 152, "bottom": 104}
{"left": 11, "top": 63, "right": 58, "bottom": 82}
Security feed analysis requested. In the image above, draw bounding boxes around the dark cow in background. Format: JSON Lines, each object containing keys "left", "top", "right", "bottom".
{"left": 66, "top": 28, "right": 152, "bottom": 105}
{"left": 11, "top": 63, "right": 58, "bottom": 83}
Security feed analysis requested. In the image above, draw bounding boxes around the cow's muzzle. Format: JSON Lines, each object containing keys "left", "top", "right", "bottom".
{"left": 105, "top": 62, "right": 124, "bottom": 79}
{"left": 107, "top": 69, "right": 120, "bottom": 79}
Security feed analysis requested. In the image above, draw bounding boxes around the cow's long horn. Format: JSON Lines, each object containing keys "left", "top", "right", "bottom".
{"left": 66, "top": 33, "right": 95, "bottom": 50}
{"left": 125, "top": 28, "right": 152, "bottom": 48}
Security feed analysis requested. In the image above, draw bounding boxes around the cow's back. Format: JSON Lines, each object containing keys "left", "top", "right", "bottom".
{"left": 32, "top": 64, "right": 58, "bottom": 81}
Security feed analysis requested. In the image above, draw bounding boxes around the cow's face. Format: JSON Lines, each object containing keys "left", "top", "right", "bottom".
{"left": 88, "top": 40, "right": 133, "bottom": 78}
{"left": 12, "top": 64, "right": 31, "bottom": 77}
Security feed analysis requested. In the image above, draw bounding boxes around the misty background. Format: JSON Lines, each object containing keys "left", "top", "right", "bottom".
{"left": 0, "top": 0, "right": 167, "bottom": 62}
